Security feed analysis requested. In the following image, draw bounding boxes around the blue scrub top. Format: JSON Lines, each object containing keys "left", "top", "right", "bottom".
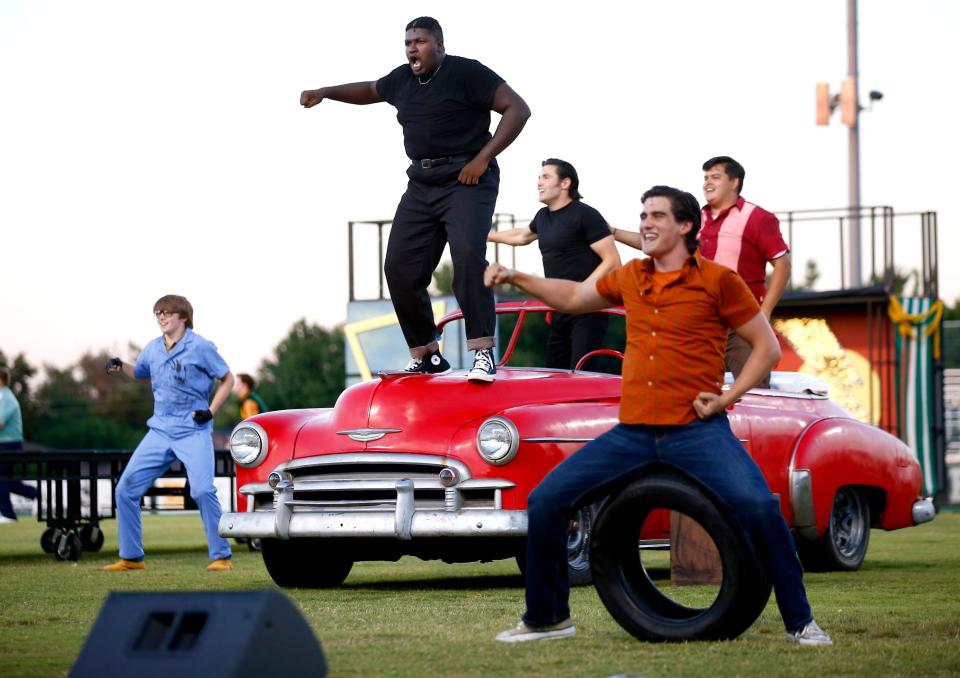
{"left": 134, "top": 328, "right": 230, "bottom": 439}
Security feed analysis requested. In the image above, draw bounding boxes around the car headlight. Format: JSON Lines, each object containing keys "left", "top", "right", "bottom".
{"left": 476, "top": 416, "right": 519, "bottom": 465}
{"left": 230, "top": 422, "right": 268, "bottom": 468}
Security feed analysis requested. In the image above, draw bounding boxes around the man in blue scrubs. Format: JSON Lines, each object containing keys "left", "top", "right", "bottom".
{"left": 103, "top": 294, "right": 235, "bottom": 572}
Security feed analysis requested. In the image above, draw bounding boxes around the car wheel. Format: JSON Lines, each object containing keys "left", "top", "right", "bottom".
{"left": 513, "top": 500, "right": 603, "bottom": 586}
{"left": 567, "top": 501, "right": 603, "bottom": 586}
{"left": 590, "top": 471, "right": 772, "bottom": 642}
{"left": 797, "top": 486, "right": 871, "bottom": 572}
{"left": 260, "top": 538, "right": 353, "bottom": 588}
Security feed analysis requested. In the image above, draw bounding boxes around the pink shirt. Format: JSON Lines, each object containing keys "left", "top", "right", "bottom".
{"left": 698, "top": 197, "right": 788, "bottom": 303}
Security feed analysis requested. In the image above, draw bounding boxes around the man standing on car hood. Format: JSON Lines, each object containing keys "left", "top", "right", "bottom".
{"left": 301, "top": 16, "right": 531, "bottom": 383}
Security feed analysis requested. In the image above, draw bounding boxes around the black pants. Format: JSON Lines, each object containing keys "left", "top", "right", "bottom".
{"left": 384, "top": 162, "right": 499, "bottom": 356}
{"left": 546, "top": 312, "right": 609, "bottom": 370}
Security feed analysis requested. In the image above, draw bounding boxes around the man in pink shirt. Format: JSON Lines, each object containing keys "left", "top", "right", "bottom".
{"left": 700, "top": 156, "right": 791, "bottom": 388}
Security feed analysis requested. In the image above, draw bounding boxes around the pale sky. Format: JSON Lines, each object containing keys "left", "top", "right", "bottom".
{"left": 1, "top": 1, "right": 957, "bottom": 375}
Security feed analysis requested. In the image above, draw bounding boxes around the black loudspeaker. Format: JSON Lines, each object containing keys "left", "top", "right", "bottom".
{"left": 70, "top": 589, "right": 327, "bottom": 678}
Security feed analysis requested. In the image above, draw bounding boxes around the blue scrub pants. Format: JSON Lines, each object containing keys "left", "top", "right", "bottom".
{"left": 522, "top": 414, "right": 813, "bottom": 633}
{"left": 115, "top": 428, "right": 231, "bottom": 561}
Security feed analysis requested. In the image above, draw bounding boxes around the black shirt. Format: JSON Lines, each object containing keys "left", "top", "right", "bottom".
{"left": 375, "top": 55, "right": 505, "bottom": 160}
{"left": 529, "top": 201, "right": 610, "bottom": 281}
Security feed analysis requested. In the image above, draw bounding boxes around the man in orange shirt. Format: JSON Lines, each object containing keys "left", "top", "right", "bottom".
{"left": 485, "top": 186, "right": 831, "bottom": 646}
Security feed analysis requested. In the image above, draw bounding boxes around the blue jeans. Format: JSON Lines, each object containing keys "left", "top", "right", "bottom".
{"left": 522, "top": 415, "right": 813, "bottom": 633}
{"left": 0, "top": 440, "right": 38, "bottom": 520}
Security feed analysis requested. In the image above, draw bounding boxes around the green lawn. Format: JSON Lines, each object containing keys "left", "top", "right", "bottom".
{"left": 1, "top": 512, "right": 958, "bottom": 677}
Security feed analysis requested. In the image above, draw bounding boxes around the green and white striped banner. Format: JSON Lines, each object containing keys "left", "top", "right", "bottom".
{"left": 894, "top": 296, "right": 940, "bottom": 496}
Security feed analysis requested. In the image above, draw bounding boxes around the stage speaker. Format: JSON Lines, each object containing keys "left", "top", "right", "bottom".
{"left": 70, "top": 589, "right": 326, "bottom": 678}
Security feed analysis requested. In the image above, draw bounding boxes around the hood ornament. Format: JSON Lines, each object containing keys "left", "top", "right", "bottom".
{"left": 337, "top": 428, "right": 402, "bottom": 443}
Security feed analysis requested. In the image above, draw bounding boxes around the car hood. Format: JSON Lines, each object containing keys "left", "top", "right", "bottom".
{"left": 292, "top": 368, "right": 620, "bottom": 457}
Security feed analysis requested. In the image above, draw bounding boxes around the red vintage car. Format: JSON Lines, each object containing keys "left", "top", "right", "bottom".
{"left": 219, "top": 302, "right": 935, "bottom": 588}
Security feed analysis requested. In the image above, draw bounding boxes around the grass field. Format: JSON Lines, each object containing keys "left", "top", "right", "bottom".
{"left": 0, "top": 512, "right": 958, "bottom": 677}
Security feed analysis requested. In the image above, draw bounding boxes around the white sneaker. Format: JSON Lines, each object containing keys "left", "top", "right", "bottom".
{"left": 468, "top": 348, "right": 496, "bottom": 383}
{"left": 0, "top": 516, "right": 16, "bottom": 524}
{"left": 495, "top": 618, "right": 575, "bottom": 643}
{"left": 787, "top": 620, "right": 833, "bottom": 646}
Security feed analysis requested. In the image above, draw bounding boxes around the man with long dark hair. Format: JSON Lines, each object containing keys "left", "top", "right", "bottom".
{"left": 488, "top": 159, "right": 620, "bottom": 369}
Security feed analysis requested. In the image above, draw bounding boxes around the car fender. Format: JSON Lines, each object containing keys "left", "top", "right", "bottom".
{"left": 788, "top": 417, "right": 922, "bottom": 539}
{"left": 233, "top": 408, "right": 332, "bottom": 509}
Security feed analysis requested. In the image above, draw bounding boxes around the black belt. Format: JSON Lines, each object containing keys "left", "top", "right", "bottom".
{"left": 411, "top": 154, "right": 472, "bottom": 169}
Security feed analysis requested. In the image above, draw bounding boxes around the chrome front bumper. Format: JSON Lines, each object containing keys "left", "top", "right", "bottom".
{"left": 912, "top": 497, "right": 936, "bottom": 524}
{"left": 218, "top": 478, "right": 528, "bottom": 541}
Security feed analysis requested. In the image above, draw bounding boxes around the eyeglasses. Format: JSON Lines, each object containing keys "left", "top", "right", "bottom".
{"left": 154, "top": 310, "right": 178, "bottom": 318}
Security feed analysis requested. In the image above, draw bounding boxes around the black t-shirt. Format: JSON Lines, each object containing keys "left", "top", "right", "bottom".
{"left": 529, "top": 201, "right": 610, "bottom": 281}
{"left": 375, "top": 55, "right": 505, "bottom": 160}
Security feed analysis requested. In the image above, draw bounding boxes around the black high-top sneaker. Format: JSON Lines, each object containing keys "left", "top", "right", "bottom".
{"left": 403, "top": 350, "right": 452, "bottom": 375}
{"left": 468, "top": 348, "right": 496, "bottom": 383}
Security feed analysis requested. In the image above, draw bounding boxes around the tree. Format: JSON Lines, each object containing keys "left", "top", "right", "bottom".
{"left": 792, "top": 259, "right": 821, "bottom": 292}
{"left": 256, "top": 320, "right": 345, "bottom": 411}
{"left": 868, "top": 265, "right": 919, "bottom": 296}
{"left": 28, "top": 348, "right": 152, "bottom": 449}
{"left": 432, "top": 261, "right": 454, "bottom": 296}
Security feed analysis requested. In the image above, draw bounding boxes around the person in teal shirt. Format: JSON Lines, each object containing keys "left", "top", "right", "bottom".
{"left": 0, "top": 366, "right": 37, "bottom": 522}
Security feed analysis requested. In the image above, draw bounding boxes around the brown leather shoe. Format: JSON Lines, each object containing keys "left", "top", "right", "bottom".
{"left": 102, "top": 559, "right": 145, "bottom": 572}
{"left": 206, "top": 558, "right": 233, "bottom": 572}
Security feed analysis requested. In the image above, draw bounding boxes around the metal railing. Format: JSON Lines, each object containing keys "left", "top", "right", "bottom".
{"left": 777, "top": 206, "right": 938, "bottom": 298}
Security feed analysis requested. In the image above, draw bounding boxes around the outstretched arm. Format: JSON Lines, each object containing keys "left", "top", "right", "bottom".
{"left": 105, "top": 358, "right": 147, "bottom": 382}
{"left": 609, "top": 225, "right": 645, "bottom": 250}
{"left": 488, "top": 227, "right": 538, "bottom": 246}
{"left": 584, "top": 235, "right": 621, "bottom": 284}
{"left": 484, "top": 263, "right": 609, "bottom": 315}
{"left": 300, "top": 82, "right": 383, "bottom": 107}
{"left": 459, "top": 84, "right": 531, "bottom": 185}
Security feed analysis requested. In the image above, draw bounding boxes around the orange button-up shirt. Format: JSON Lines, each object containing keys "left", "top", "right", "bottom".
{"left": 596, "top": 252, "right": 759, "bottom": 425}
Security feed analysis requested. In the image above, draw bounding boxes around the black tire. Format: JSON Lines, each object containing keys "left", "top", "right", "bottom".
{"left": 797, "top": 487, "right": 871, "bottom": 572}
{"left": 41, "top": 528, "right": 62, "bottom": 554}
{"left": 261, "top": 538, "right": 353, "bottom": 588}
{"left": 590, "top": 472, "right": 772, "bottom": 642}
{"left": 79, "top": 525, "right": 104, "bottom": 552}
{"left": 54, "top": 532, "right": 83, "bottom": 562}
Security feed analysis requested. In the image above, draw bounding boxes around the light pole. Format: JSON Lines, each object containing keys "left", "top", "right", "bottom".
{"left": 816, "top": 0, "right": 883, "bottom": 289}
{"left": 847, "top": 0, "right": 861, "bottom": 288}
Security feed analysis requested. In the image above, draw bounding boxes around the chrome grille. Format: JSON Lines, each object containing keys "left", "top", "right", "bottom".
{"left": 250, "top": 452, "right": 514, "bottom": 512}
